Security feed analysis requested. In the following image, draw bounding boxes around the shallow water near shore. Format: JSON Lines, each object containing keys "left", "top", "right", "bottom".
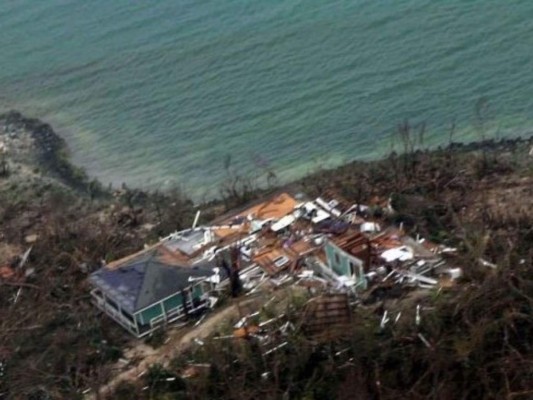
{"left": 1, "top": 0, "right": 533, "bottom": 198}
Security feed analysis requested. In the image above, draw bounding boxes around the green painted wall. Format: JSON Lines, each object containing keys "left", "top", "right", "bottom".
{"left": 325, "top": 243, "right": 335, "bottom": 271}
{"left": 325, "top": 242, "right": 350, "bottom": 276}
{"left": 325, "top": 241, "right": 367, "bottom": 290}
{"left": 136, "top": 303, "right": 163, "bottom": 325}
{"left": 134, "top": 284, "right": 207, "bottom": 326}
{"left": 163, "top": 293, "right": 183, "bottom": 313}
{"left": 192, "top": 283, "right": 204, "bottom": 300}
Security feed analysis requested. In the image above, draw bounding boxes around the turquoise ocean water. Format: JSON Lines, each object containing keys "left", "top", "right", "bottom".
{"left": 0, "top": 0, "right": 532, "bottom": 198}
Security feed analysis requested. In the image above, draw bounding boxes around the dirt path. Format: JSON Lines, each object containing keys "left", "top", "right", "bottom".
{"left": 92, "top": 297, "right": 262, "bottom": 399}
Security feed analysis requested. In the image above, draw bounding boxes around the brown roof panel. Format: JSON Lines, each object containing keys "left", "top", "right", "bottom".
{"left": 253, "top": 247, "right": 295, "bottom": 276}
{"left": 222, "top": 193, "right": 298, "bottom": 224}
{"left": 301, "top": 294, "right": 352, "bottom": 340}
{"left": 105, "top": 242, "right": 191, "bottom": 270}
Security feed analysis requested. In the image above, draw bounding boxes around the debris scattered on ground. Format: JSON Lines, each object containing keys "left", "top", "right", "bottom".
{"left": 89, "top": 191, "right": 461, "bottom": 340}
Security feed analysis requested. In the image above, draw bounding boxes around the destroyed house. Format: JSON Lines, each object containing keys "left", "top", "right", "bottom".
{"left": 324, "top": 231, "right": 370, "bottom": 291}
{"left": 252, "top": 237, "right": 318, "bottom": 275}
{"left": 89, "top": 243, "right": 217, "bottom": 337}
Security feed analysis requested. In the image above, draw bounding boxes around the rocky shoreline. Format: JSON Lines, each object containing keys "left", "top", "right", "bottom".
{"left": 1, "top": 109, "right": 532, "bottom": 203}
{"left": 0, "top": 110, "right": 104, "bottom": 196}
{"left": 0, "top": 110, "right": 533, "bottom": 202}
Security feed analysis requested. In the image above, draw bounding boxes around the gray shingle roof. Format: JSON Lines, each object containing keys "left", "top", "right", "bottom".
{"left": 89, "top": 247, "right": 215, "bottom": 313}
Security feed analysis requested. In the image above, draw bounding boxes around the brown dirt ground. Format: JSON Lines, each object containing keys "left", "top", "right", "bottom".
{"left": 92, "top": 296, "right": 264, "bottom": 399}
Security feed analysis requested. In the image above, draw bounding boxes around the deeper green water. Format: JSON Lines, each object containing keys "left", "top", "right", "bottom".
{"left": 1, "top": 0, "right": 532, "bottom": 198}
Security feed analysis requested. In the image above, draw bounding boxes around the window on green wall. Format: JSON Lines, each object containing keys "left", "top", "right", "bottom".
{"left": 137, "top": 303, "right": 163, "bottom": 326}
{"left": 350, "top": 261, "right": 359, "bottom": 278}
{"left": 193, "top": 284, "right": 203, "bottom": 299}
{"left": 163, "top": 294, "right": 183, "bottom": 313}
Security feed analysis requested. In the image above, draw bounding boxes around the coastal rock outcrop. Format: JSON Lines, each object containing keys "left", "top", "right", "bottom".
{"left": 0, "top": 110, "right": 103, "bottom": 195}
